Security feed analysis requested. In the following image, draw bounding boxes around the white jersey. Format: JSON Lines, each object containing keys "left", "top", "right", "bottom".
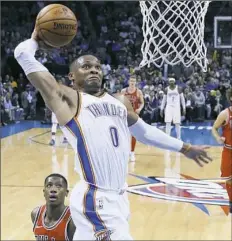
{"left": 166, "top": 86, "right": 180, "bottom": 107}
{"left": 61, "top": 92, "right": 131, "bottom": 191}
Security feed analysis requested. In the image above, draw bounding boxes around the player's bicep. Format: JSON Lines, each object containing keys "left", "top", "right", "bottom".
{"left": 27, "top": 71, "right": 60, "bottom": 101}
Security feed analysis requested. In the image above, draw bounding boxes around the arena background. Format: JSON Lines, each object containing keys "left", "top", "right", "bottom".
{"left": 1, "top": 1, "right": 231, "bottom": 125}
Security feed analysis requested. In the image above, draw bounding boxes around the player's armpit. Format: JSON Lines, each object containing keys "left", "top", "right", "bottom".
{"left": 67, "top": 219, "right": 76, "bottom": 241}
{"left": 113, "top": 93, "right": 139, "bottom": 126}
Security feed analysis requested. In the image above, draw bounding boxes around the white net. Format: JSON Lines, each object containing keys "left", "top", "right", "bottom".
{"left": 139, "top": 1, "right": 211, "bottom": 72}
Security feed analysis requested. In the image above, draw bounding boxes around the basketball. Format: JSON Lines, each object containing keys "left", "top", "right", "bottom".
{"left": 35, "top": 4, "right": 77, "bottom": 48}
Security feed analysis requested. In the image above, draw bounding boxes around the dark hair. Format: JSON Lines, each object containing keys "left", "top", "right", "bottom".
{"left": 44, "top": 173, "right": 68, "bottom": 189}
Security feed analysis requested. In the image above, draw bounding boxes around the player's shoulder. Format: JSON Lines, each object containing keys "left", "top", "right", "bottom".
{"left": 65, "top": 205, "right": 71, "bottom": 215}
{"left": 31, "top": 206, "right": 42, "bottom": 223}
{"left": 121, "top": 88, "right": 127, "bottom": 93}
{"left": 221, "top": 108, "right": 229, "bottom": 115}
{"left": 218, "top": 108, "right": 228, "bottom": 119}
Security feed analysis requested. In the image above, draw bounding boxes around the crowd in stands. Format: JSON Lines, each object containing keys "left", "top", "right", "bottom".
{"left": 1, "top": 1, "right": 231, "bottom": 126}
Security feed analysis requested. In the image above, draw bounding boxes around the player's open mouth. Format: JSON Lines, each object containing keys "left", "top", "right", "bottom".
{"left": 49, "top": 196, "right": 58, "bottom": 201}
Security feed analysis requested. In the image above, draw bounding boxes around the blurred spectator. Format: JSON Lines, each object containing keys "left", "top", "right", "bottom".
{"left": 0, "top": 1, "right": 231, "bottom": 125}
{"left": 193, "top": 87, "right": 206, "bottom": 121}
{"left": 4, "top": 93, "right": 15, "bottom": 122}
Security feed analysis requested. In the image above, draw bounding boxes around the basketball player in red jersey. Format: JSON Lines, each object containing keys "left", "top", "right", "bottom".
{"left": 121, "top": 75, "right": 144, "bottom": 162}
{"left": 212, "top": 88, "right": 232, "bottom": 214}
{"left": 32, "top": 173, "right": 76, "bottom": 240}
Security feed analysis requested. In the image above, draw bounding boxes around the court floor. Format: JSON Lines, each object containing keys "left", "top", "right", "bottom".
{"left": 1, "top": 121, "right": 231, "bottom": 240}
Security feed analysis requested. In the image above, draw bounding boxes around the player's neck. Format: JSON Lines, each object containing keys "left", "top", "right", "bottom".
{"left": 128, "top": 86, "right": 136, "bottom": 92}
{"left": 46, "top": 204, "right": 66, "bottom": 221}
{"left": 169, "top": 85, "right": 176, "bottom": 90}
{"left": 83, "top": 88, "right": 103, "bottom": 96}
{"left": 93, "top": 89, "right": 105, "bottom": 97}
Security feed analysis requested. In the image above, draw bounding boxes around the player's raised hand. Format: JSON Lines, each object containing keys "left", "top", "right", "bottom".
{"left": 182, "top": 145, "right": 212, "bottom": 167}
{"left": 31, "top": 27, "right": 54, "bottom": 51}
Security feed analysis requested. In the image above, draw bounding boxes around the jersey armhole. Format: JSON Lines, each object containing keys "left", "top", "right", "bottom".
{"left": 65, "top": 216, "right": 72, "bottom": 241}
{"left": 32, "top": 206, "right": 41, "bottom": 232}
{"left": 74, "top": 91, "right": 81, "bottom": 119}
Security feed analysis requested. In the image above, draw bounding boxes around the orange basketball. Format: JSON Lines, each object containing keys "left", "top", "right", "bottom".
{"left": 36, "top": 4, "right": 77, "bottom": 48}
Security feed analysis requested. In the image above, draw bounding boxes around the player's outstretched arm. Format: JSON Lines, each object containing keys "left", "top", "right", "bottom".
{"left": 115, "top": 94, "right": 212, "bottom": 167}
{"left": 14, "top": 30, "right": 77, "bottom": 125}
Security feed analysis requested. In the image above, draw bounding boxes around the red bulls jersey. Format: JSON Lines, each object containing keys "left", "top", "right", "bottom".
{"left": 222, "top": 108, "right": 232, "bottom": 148}
{"left": 33, "top": 205, "right": 71, "bottom": 241}
{"left": 124, "top": 88, "right": 140, "bottom": 110}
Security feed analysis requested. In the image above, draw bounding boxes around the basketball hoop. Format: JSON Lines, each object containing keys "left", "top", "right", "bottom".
{"left": 139, "top": 1, "right": 211, "bottom": 72}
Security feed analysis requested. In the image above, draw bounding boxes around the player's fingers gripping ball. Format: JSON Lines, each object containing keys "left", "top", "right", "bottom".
{"left": 35, "top": 4, "right": 77, "bottom": 48}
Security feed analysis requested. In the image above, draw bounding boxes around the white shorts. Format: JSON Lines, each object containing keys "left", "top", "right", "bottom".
{"left": 51, "top": 112, "right": 58, "bottom": 124}
{"left": 165, "top": 105, "right": 181, "bottom": 124}
{"left": 70, "top": 180, "right": 133, "bottom": 240}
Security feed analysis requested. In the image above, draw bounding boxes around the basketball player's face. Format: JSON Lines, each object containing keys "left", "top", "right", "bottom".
{"left": 70, "top": 56, "right": 103, "bottom": 94}
{"left": 129, "top": 79, "right": 136, "bottom": 88}
{"left": 43, "top": 177, "right": 68, "bottom": 206}
{"left": 169, "top": 80, "right": 175, "bottom": 87}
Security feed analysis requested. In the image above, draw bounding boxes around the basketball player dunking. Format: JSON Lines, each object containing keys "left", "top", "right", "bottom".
{"left": 161, "top": 78, "right": 186, "bottom": 140}
{"left": 14, "top": 27, "right": 212, "bottom": 240}
{"left": 121, "top": 76, "right": 144, "bottom": 162}
{"left": 212, "top": 88, "right": 232, "bottom": 214}
{"left": 32, "top": 173, "right": 76, "bottom": 240}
